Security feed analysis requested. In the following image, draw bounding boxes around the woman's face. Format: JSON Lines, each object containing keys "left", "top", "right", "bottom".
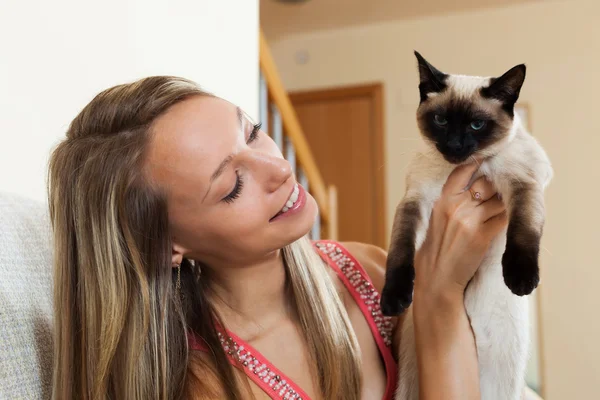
{"left": 146, "top": 96, "right": 318, "bottom": 267}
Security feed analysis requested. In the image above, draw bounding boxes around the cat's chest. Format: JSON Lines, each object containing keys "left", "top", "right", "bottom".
{"left": 416, "top": 158, "right": 513, "bottom": 205}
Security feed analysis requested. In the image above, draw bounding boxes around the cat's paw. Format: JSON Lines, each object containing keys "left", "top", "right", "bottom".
{"left": 502, "top": 242, "right": 540, "bottom": 296}
{"left": 380, "top": 284, "right": 413, "bottom": 316}
{"left": 380, "top": 263, "right": 415, "bottom": 316}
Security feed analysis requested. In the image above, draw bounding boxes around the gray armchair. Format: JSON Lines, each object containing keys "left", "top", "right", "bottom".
{"left": 0, "top": 192, "right": 53, "bottom": 399}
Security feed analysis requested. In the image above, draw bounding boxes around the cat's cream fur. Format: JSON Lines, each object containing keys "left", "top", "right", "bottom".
{"left": 391, "top": 72, "right": 553, "bottom": 400}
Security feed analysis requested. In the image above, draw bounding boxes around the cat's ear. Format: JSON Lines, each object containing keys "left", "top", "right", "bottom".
{"left": 482, "top": 64, "right": 526, "bottom": 111}
{"left": 414, "top": 51, "right": 448, "bottom": 102}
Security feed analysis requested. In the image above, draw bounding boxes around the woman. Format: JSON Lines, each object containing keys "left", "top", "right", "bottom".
{"left": 49, "top": 76, "right": 537, "bottom": 400}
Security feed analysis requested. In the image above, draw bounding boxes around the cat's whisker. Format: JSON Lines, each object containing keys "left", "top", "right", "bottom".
{"left": 396, "top": 136, "right": 423, "bottom": 141}
{"left": 541, "top": 245, "right": 553, "bottom": 257}
{"left": 396, "top": 149, "right": 425, "bottom": 158}
{"left": 470, "top": 155, "right": 482, "bottom": 168}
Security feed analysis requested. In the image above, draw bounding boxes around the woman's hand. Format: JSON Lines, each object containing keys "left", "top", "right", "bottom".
{"left": 413, "top": 161, "right": 508, "bottom": 400}
{"left": 414, "top": 162, "right": 508, "bottom": 304}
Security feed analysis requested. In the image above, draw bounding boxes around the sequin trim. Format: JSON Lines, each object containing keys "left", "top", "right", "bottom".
{"left": 314, "top": 241, "right": 394, "bottom": 347}
{"left": 218, "top": 332, "right": 305, "bottom": 400}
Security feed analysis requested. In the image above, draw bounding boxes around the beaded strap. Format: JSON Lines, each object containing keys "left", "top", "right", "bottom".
{"left": 215, "top": 329, "right": 310, "bottom": 400}
{"left": 313, "top": 240, "right": 398, "bottom": 400}
{"left": 313, "top": 241, "right": 394, "bottom": 346}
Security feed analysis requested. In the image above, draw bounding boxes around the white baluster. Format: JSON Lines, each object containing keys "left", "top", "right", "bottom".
{"left": 271, "top": 104, "right": 283, "bottom": 150}
{"left": 311, "top": 212, "right": 321, "bottom": 240}
{"left": 285, "top": 137, "right": 296, "bottom": 175}
{"left": 298, "top": 168, "right": 309, "bottom": 192}
{"left": 299, "top": 167, "right": 320, "bottom": 240}
{"left": 259, "top": 72, "right": 268, "bottom": 134}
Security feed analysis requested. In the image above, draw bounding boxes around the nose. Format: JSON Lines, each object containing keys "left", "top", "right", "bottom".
{"left": 447, "top": 138, "right": 463, "bottom": 152}
{"left": 245, "top": 151, "right": 293, "bottom": 192}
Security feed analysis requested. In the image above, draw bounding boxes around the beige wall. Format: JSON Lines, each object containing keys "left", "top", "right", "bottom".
{"left": 270, "top": 0, "right": 599, "bottom": 398}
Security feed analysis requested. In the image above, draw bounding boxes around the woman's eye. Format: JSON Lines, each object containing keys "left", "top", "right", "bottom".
{"left": 222, "top": 172, "right": 244, "bottom": 204}
{"left": 434, "top": 114, "right": 448, "bottom": 126}
{"left": 470, "top": 120, "right": 486, "bottom": 130}
{"left": 247, "top": 122, "right": 262, "bottom": 144}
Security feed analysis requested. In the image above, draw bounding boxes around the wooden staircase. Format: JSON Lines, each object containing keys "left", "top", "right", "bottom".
{"left": 259, "top": 30, "right": 338, "bottom": 240}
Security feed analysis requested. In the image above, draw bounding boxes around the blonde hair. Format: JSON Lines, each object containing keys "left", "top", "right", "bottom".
{"left": 48, "top": 76, "right": 362, "bottom": 400}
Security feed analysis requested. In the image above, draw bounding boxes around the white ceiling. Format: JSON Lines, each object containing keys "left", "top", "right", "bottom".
{"left": 261, "top": 0, "right": 543, "bottom": 39}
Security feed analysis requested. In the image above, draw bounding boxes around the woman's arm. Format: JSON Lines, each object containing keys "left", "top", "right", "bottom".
{"left": 344, "top": 241, "right": 482, "bottom": 399}
{"left": 410, "top": 162, "right": 507, "bottom": 399}
{"left": 345, "top": 238, "right": 543, "bottom": 400}
{"left": 413, "top": 288, "right": 481, "bottom": 399}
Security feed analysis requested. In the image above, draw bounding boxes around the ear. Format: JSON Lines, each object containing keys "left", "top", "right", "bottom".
{"left": 481, "top": 64, "right": 526, "bottom": 112}
{"left": 414, "top": 50, "right": 448, "bottom": 102}
{"left": 172, "top": 242, "right": 186, "bottom": 267}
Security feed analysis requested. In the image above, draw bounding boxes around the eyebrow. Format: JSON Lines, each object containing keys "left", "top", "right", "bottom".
{"left": 202, "top": 107, "right": 245, "bottom": 202}
{"left": 210, "top": 154, "right": 234, "bottom": 184}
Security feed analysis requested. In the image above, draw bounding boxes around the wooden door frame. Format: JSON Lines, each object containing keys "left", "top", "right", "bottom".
{"left": 290, "top": 83, "right": 386, "bottom": 248}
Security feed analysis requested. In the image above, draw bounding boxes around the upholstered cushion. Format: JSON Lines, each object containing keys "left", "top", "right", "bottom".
{"left": 0, "top": 192, "right": 53, "bottom": 399}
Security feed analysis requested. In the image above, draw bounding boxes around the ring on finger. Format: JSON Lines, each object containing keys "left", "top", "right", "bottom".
{"left": 469, "top": 188, "right": 483, "bottom": 201}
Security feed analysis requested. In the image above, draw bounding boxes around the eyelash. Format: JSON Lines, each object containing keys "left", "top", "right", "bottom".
{"left": 221, "top": 123, "right": 262, "bottom": 204}
{"left": 248, "top": 122, "right": 262, "bottom": 144}
{"left": 223, "top": 171, "right": 244, "bottom": 204}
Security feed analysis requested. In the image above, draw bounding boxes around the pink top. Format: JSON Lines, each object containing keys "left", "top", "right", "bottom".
{"left": 188, "top": 240, "right": 398, "bottom": 400}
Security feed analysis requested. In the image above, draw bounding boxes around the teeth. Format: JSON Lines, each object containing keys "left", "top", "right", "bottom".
{"left": 279, "top": 184, "right": 300, "bottom": 214}
{"left": 290, "top": 189, "right": 299, "bottom": 202}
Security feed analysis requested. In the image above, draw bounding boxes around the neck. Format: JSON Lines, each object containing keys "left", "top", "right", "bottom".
{"left": 204, "top": 250, "right": 291, "bottom": 339}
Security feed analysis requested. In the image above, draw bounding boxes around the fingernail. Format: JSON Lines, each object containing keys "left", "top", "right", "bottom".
{"left": 497, "top": 193, "right": 503, "bottom": 200}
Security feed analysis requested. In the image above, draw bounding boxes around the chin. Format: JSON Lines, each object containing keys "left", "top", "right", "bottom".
{"left": 276, "top": 193, "right": 319, "bottom": 247}
{"left": 436, "top": 146, "right": 478, "bottom": 165}
{"left": 442, "top": 153, "right": 473, "bottom": 164}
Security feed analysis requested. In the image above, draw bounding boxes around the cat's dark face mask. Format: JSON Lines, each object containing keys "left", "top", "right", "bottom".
{"left": 413, "top": 51, "right": 526, "bottom": 164}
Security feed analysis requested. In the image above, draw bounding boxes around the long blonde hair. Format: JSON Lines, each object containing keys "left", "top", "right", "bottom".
{"left": 49, "top": 76, "right": 362, "bottom": 400}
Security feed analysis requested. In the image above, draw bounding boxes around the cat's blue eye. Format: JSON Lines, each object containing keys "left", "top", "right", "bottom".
{"left": 434, "top": 114, "right": 447, "bottom": 126}
{"left": 470, "top": 120, "right": 486, "bottom": 130}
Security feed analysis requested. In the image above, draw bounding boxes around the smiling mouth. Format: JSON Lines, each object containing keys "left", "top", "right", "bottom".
{"left": 270, "top": 183, "right": 300, "bottom": 221}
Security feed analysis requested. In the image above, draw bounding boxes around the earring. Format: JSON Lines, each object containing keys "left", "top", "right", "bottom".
{"left": 176, "top": 263, "right": 181, "bottom": 291}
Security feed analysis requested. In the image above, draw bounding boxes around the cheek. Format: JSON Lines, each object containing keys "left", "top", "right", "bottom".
{"left": 210, "top": 189, "right": 272, "bottom": 236}
{"left": 471, "top": 124, "right": 500, "bottom": 148}
{"left": 170, "top": 196, "right": 268, "bottom": 252}
{"left": 465, "top": 132, "right": 478, "bottom": 146}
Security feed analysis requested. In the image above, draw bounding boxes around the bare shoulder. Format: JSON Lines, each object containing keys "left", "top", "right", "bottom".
{"left": 340, "top": 241, "right": 402, "bottom": 356}
{"left": 340, "top": 241, "right": 387, "bottom": 293}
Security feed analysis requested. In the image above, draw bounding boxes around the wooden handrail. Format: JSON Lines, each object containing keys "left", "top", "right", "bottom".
{"left": 259, "top": 29, "right": 330, "bottom": 222}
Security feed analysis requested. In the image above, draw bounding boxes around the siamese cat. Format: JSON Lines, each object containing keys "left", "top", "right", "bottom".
{"left": 381, "top": 52, "right": 553, "bottom": 400}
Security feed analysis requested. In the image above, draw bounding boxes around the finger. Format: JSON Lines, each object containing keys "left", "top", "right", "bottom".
{"left": 483, "top": 209, "right": 508, "bottom": 237}
{"left": 476, "top": 196, "right": 506, "bottom": 222}
{"left": 423, "top": 199, "right": 447, "bottom": 258}
{"left": 443, "top": 161, "right": 480, "bottom": 194}
{"left": 468, "top": 177, "right": 497, "bottom": 202}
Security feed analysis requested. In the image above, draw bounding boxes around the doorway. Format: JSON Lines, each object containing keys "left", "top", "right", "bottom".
{"left": 290, "top": 83, "right": 386, "bottom": 248}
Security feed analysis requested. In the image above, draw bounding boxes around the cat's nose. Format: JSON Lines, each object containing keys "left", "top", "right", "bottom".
{"left": 447, "top": 139, "right": 463, "bottom": 151}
